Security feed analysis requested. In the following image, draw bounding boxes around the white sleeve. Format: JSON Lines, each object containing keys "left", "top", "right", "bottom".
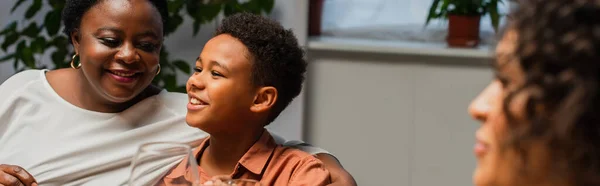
{"left": 0, "top": 70, "right": 40, "bottom": 137}
{"left": 270, "top": 132, "right": 330, "bottom": 155}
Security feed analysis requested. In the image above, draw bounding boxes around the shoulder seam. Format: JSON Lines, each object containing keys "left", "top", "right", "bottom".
{"left": 1, "top": 70, "right": 43, "bottom": 103}
{"left": 288, "top": 154, "right": 325, "bottom": 184}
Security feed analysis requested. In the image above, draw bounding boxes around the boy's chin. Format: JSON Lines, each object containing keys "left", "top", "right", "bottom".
{"left": 185, "top": 116, "right": 206, "bottom": 129}
{"left": 185, "top": 116, "right": 223, "bottom": 134}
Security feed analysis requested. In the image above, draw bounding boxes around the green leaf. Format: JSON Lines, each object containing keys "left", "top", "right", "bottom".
{"left": 165, "top": 13, "right": 183, "bottom": 36}
{"left": 168, "top": 0, "right": 185, "bottom": 13}
{"left": 192, "top": 20, "right": 201, "bottom": 36}
{"left": 0, "top": 21, "right": 17, "bottom": 35}
{"left": 48, "top": 36, "right": 68, "bottom": 48}
{"left": 25, "top": 0, "right": 43, "bottom": 19}
{"left": 199, "top": 3, "right": 222, "bottom": 21}
{"left": 440, "top": 0, "right": 451, "bottom": 16}
{"left": 164, "top": 74, "right": 177, "bottom": 90}
{"left": 15, "top": 40, "right": 25, "bottom": 54}
{"left": 31, "top": 37, "right": 47, "bottom": 54}
{"left": 223, "top": 4, "right": 234, "bottom": 16}
{"left": 185, "top": 0, "right": 198, "bottom": 15}
{"left": 0, "top": 53, "right": 15, "bottom": 63}
{"left": 173, "top": 60, "right": 191, "bottom": 74}
{"left": 18, "top": 41, "right": 35, "bottom": 68}
{"left": 152, "top": 72, "right": 162, "bottom": 86}
{"left": 13, "top": 41, "right": 24, "bottom": 70}
{"left": 13, "top": 55, "right": 19, "bottom": 70}
{"left": 21, "top": 22, "right": 40, "bottom": 38}
{"left": 425, "top": 0, "right": 442, "bottom": 27}
{"left": 56, "top": 36, "right": 69, "bottom": 46}
{"left": 44, "top": 10, "right": 62, "bottom": 36}
{"left": 160, "top": 47, "right": 169, "bottom": 64}
{"left": 1, "top": 32, "right": 19, "bottom": 51}
{"left": 16, "top": 67, "right": 27, "bottom": 72}
{"left": 47, "top": 0, "right": 65, "bottom": 9}
{"left": 241, "top": 0, "right": 261, "bottom": 14}
{"left": 166, "top": 60, "right": 176, "bottom": 71}
{"left": 259, "top": 0, "right": 275, "bottom": 14}
{"left": 488, "top": 0, "right": 500, "bottom": 32}
{"left": 51, "top": 49, "right": 67, "bottom": 68}
{"left": 224, "top": 2, "right": 243, "bottom": 16}
{"left": 187, "top": 1, "right": 220, "bottom": 36}
{"left": 173, "top": 85, "right": 187, "bottom": 93}
{"left": 11, "top": 0, "right": 27, "bottom": 13}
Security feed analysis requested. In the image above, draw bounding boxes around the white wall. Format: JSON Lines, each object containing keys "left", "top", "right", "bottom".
{"left": 0, "top": 0, "right": 307, "bottom": 141}
{"left": 306, "top": 50, "right": 492, "bottom": 185}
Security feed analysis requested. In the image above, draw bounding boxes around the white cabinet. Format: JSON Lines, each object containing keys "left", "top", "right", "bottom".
{"left": 305, "top": 44, "right": 492, "bottom": 186}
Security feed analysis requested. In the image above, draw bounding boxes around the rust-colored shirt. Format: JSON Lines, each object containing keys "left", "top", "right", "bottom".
{"left": 159, "top": 130, "right": 331, "bottom": 186}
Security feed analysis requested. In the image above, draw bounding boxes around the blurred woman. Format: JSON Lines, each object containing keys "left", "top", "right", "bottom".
{"left": 469, "top": 0, "right": 600, "bottom": 185}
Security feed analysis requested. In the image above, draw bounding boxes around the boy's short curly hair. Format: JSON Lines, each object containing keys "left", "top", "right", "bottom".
{"left": 62, "top": 0, "right": 168, "bottom": 44}
{"left": 215, "top": 13, "right": 307, "bottom": 125}
{"left": 504, "top": 0, "right": 600, "bottom": 184}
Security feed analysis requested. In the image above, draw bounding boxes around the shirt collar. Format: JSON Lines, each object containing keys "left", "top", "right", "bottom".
{"left": 163, "top": 129, "right": 276, "bottom": 179}
{"left": 237, "top": 129, "right": 276, "bottom": 175}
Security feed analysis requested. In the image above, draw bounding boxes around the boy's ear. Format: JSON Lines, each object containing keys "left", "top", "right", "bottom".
{"left": 70, "top": 30, "right": 81, "bottom": 54}
{"left": 250, "top": 86, "right": 277, "bottom": 113}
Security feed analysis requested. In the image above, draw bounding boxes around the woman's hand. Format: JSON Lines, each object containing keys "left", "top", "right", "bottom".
{"left": 0, "top": 164, "right": 37, "bottom": 186}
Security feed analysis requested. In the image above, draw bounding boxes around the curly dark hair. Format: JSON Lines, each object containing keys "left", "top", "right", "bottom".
{"left": 62, "top": 0, "right": 168, "bottom": 44}
{"left": 503, "top": 0, "right": 600, "bottom": 184}
{"left": 215, "top": 12, "right": 307, "bottom": 125}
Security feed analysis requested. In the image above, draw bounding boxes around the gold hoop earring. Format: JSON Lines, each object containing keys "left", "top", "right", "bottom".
{"left": 70, "top": 54, "right": 81, "bottom": 69}
{"left": 156, "top": 64, "right": 161, "bottom": 75}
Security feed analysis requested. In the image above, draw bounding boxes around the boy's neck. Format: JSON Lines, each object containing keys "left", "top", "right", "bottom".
{"left": 200, "top": 127, "right": 265, "bottom": 176}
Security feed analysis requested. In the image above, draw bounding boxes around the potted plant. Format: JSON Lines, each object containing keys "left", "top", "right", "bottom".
{"left": 425, "top": 0, "right": 503, "bottom": 47}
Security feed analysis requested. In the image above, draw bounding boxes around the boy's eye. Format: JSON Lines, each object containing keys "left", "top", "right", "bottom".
{"left": 211, "top": 70, "right": 224, "bottom": 77}
{"left": 194, "top": 67, "right": 202, "bottom": 73}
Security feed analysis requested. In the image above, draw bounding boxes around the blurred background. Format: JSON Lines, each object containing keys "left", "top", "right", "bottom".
{"left": 0, "top": 0, "right": 512, "bottom": 185}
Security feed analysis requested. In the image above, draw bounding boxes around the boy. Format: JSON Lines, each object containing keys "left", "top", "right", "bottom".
{"left": 160, "top": 12, "right": 331, "bottom": 186}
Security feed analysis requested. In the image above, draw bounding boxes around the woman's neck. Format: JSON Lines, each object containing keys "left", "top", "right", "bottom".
{"left": 199, "top": 127, "right": 265, "bottom": 176}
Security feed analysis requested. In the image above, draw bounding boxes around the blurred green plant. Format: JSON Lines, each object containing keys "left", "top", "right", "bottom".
{"left": 425, "top": 0, "right": 504, "bottom": 32}
{"left": 0, "top": 0, "right": 274, "bottom": 92}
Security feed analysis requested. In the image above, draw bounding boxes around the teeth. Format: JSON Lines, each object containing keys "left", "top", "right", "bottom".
{"left": 111, "top": 71, "right": 136, "bottom": 77}
{"left": 190, "top": 97, "right": 202, "bottom": 105}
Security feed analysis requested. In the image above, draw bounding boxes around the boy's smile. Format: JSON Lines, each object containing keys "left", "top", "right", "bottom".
{"left": 187, "top": 94, "right": 209, "bottom": 111}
